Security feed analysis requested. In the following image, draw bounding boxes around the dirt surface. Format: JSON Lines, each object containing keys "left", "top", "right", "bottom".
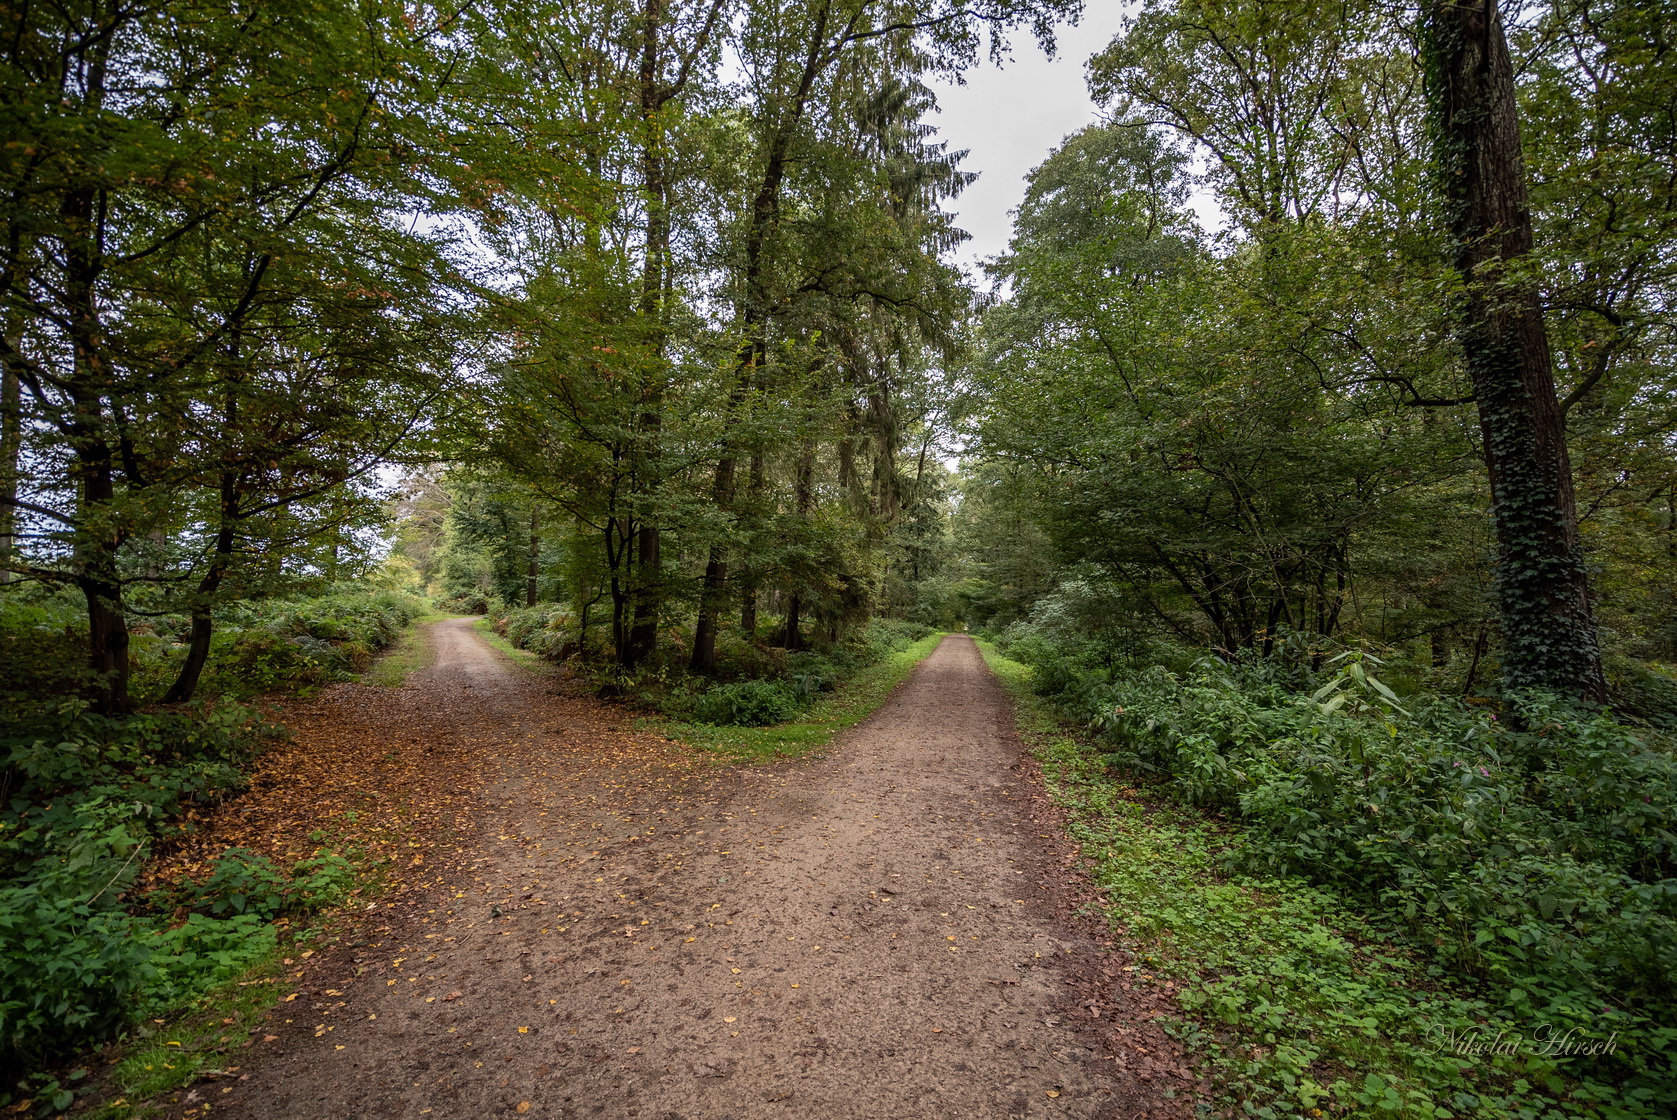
{"left": 191, "top": 624, "right": 1193, "bottom": 1119}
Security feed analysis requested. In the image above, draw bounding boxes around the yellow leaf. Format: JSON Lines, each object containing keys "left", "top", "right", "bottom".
{"left": 722, "top": 1016, "right": 737, "bottom": 1024}
{"left": 516, "top": 1104, "right": 531, "bottom": 1114}
{"left": 518, "top": 1026, "right": 529, "bottom": 1033}
{"left": 1047, "top": 1090, "right": 1060, "bottom": 1098}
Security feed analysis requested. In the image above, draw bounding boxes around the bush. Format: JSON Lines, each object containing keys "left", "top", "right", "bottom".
{"left": 492, "top": 603, "right": 577, "bottom": 661}
{"left": 195, "top": 589, "right": 426, "bottom": 697}
{"left": 1019, "top": 639, "right": 1677, "bottom": 1107}
{"left": 691, "top": 680, "right": 802, "bottom": 726}
{"left": 176, "top": 848, "right": 291, "bottom": 919}
{"left": 1611, "top": 658, "right": 1677, "bottom": 730}
{"left": 0, "top": 703, "right": 280, "bottom": 1075}
{"left": 437, "top": 591, "right": 492, "bottom": 615}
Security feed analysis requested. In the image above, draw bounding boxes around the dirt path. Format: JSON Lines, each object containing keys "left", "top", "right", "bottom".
{"left": 199, "top": 626, "right": 1191, "bottom": 1119}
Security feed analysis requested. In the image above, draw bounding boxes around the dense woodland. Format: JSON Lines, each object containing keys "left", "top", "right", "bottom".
{"left": 2, "top": 0, "right": 1675, "bottom": 1115}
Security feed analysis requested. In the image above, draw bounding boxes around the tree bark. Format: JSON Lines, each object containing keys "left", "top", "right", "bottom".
{"left": 0, "top": 354, "right": 18, "bottom": 583}
{"left": 625, "top": 0, "right": 670, "bottom": 670}
{"left": 526, "top": 508, "right": 539, "bottom": 608}
{"left": 783, "top": 439, "right": 816, "bottom": 649}
{"left": 163, "top": 513, "right": 234, "bottom": 704}
{"left": 1421, "top": 0, "right": 1606, "bottom": 702}
{"left": 739, "top": 451, "right": 765, "bottom": 636}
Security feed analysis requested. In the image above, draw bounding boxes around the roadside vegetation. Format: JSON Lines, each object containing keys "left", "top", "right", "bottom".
{"left": 5, "top": 0, "right": 1676, "bottom": 1111}
{"left": 0, "top": 585, "right": 422, "bottom": 1109}
{"left": 484, "top": 602, "right": 942, "bottom": 759}
{"left": 982, "top": 637, "right": 1675, "bottom": 1118}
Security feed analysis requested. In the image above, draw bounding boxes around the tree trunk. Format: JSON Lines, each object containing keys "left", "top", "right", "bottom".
{"left": 625, "top": 0, "right": 671, "bottom": 670}
{"left": 1421, "top": 0, "right": 1606, "bottom": 702}
{"left": 783, "top": 440, "right": 816, "bottom": 649}
{"left": 0, "top": 360, "right": 18, "bottom": 582}
{"left": 739, "top": 452, "right": 764, "bottom": 636}
{"left": 163, "top": 495, "right": 236, "bottom": 704}
{"left": 625, "top": 517, "right": 660, "bottom": 666}
{"left": 526, "top": 509, "right": 539, "bottom": 608}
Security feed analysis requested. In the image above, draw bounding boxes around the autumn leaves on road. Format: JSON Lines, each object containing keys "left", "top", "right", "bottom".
{"left": 179, "top": 623, "right": 1191, "bottom": 1120}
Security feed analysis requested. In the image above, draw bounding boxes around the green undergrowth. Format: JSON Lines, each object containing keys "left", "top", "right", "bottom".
{"left": 471, "top": 617, "right": 542, "bottom": 668}
{"left": 81, "top": 945, "right": 289, "bottom": 1120}
{"left": 660, "top": 631, "right": 945, "bottom": 762}
{"left": 0, "top": 583, "right": 429, "bottom": 711}
{"left": 978, "top": 640, "right": 1664, "bottom": 1120}
{"left": 361, "top": 607, "right": 446, "bottom": 687}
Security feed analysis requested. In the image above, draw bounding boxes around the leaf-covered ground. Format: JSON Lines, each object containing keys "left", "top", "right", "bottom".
{"left": 135, "top": 622, "right": 1196, "bottom": 1118}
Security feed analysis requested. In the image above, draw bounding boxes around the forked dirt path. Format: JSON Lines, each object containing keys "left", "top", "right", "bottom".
{"left": 200, "top": 625, "right": 1192, "bottom": 1119}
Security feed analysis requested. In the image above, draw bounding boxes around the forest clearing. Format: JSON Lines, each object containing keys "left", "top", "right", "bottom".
{"left": 3, "top": 0, "right": 1675, "bottom": 1117}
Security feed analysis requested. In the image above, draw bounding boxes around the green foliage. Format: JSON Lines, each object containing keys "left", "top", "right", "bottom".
{"left": 0, "top": 585, "right": 427, "bottom": 717}
{"left": 194, "top": 589, "right": 427, "bottom": 698}
{"left": 0, "top": 702, "right": 280, "bottom": 1075}
{"left": 439, "top": 591, "right": 496, "bottom": 616}
{"left": 138, "top": 915, "right": 280, "bottom": 1018}
{"left": 663, "top": 630, "right": 945, "bottom": 762}
{"left": 175, "top": 850, "right": 290, "bottom": 919}
{"left": 491, "top": 603, "right": 576, "bottom": 660}
{"left": 691, "top": 680, "right": 802, "bottom": 727}
{"left": 0, "top": 692, "right": 362, "bottom": 1086}
{"left": 999, "top": 633, "right": 1677, "bottom": 1113}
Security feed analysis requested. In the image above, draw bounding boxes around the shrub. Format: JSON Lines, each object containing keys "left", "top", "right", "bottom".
{"left": 492, "top": 603, "right": 577, "bottom": 661}
{"left": 196, "top": 589, "right": 426, "bottom": 697}
{"left": 691, "top": 680, "right": 801, "bottom": 726}
{"left": 1019, "top": 639, "right": 1677, "bottom": 1107}
{"left": 138, "top": 913, "right": 278, "bottom": 1017}
{"left": 437, "top": 591, "right": 492, "bottom": 615}
{"left": 176, "top": 848, "right": 291, "bottom": 919}
{"left": 0, "top": 703, "right": 279, "bottom": 1075}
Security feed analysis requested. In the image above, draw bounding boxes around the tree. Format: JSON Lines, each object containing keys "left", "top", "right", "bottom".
{"left": 0, "top": 0, "right": 466, "bottom": 710}
{"left": 1419, "top": 0, "right": 1607, "bottom": 701}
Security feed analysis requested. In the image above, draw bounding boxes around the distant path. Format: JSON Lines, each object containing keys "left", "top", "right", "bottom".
{"left": 202, "top": 630, "right": 1190, "bottom": 1119}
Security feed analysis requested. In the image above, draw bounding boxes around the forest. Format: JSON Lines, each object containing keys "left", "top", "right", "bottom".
{"left": 2, "top": 0, "right": 1674, "bottom": 1116}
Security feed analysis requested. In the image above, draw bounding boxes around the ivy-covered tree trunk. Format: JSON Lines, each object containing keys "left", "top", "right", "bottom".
{"left": 1421, "top": 0, "right": 1606, "bottom": 702}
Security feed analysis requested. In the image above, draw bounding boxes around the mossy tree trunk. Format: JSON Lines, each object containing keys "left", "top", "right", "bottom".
{"left": 1421, "top": 0, "right": 1606, "bottom": 702}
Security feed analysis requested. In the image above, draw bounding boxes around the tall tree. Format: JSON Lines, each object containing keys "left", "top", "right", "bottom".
{"left": 0, "top": 0, "right": 466, "bottom": 710}
{"left": 1420, "top": 0, "right": 1607, "bottom": 701}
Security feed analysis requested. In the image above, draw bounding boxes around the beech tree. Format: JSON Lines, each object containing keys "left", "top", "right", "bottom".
{"left": 0, "top": 0, "right": 467, "bottom": 710}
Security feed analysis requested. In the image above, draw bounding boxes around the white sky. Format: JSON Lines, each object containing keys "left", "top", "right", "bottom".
{"left": 928, "top": 8, "right": 1132, "bottom": 277}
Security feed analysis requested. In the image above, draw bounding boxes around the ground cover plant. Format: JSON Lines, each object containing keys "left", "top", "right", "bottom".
{"left": 486, "top": 605, "right": 941, "bottom": 759}
{"left": 0, "top": 584, "right": 426, "bottom": 1105}
{"left": 655, "top": 628, "right": 945, "bottom": 761}
{"left": 981, "top": 636, "right": 1676, "bottom": 1118}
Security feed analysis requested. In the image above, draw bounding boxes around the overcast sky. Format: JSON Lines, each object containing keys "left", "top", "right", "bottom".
{"left": 928, "top": 9, "right": 1132, "bottom": 277}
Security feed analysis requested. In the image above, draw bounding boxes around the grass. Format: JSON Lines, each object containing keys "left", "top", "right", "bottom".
{"left": 471, "top": 616, "right": 543, "bottom": 669}
{"left": 79, "top": 947, "right": 290, "bottom": 1120}
{"left": 361, "top": 607, "right": 446, "bottom": 686}
{"left": 976, "top": 639, "right": 1619, "bottom": 1120}
{"left": 659, "top": 632, "right": 947, "bottom": 762}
